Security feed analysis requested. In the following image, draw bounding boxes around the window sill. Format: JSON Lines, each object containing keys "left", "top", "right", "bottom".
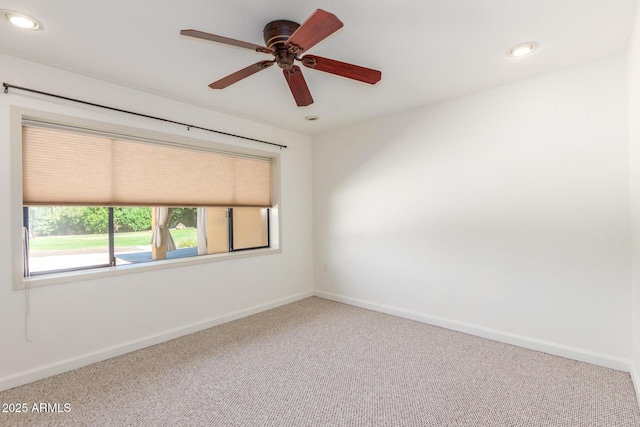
{"left": 15, "top": 247, "right": 281, "bottom": 290}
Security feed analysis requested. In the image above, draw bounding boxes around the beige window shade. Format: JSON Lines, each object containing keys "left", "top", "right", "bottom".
{"left": 22, "top": 124, "right": 272, "bottom": 207}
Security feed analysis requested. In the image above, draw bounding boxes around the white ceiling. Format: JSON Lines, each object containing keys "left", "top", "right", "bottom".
{"left": 0, "top": 0, "right": 637, "bottom": 135}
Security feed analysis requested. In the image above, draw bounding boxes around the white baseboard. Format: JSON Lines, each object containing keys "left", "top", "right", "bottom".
{"left": 315, "top": 290, "right": 630, "bottom": 372}
{"left": 632, "top": 364, "right": 640, "bottom": 407}
{"left": 0, "top": 290, "right": 314, "bottom": 392}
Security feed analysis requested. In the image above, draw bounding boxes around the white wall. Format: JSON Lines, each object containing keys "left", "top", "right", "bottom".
{"left": 628, "top": 4, "right": 640, "bottom": 395}
{"left": 313, "top": 55, "right": 632, "bottom": 369}
{"left": 0, "top": 54, "right": 314, "bottom": 390}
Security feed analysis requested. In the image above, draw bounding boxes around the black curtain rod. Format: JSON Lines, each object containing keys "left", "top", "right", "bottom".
{"left": 2, "top": 82, "right": 287, "bottom": 149}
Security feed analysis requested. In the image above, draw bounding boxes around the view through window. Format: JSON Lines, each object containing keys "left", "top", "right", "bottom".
{"left": 24, "top": 206, "right": 269, "bottom": 276}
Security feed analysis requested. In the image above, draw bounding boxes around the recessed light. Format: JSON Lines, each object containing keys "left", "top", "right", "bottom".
{"left": 508, "top": 42, "right": 538, "bottom": 57}
{"left": 0, "top": 10, "right": 43, "bottom": 30}
{"left": 305, "top": 115, "right": 319, "bottom": 121}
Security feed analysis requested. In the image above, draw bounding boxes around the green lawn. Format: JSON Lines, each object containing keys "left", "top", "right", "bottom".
{"left": 29, "top": 228, "right": 198, "bottom": 251}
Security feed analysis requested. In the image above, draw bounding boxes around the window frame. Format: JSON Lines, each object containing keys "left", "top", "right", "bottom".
{"left": 11, "top": 107, "right": 282, "bottom": 290}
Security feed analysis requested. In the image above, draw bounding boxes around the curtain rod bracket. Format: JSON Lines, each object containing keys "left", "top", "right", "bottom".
{"left": 2, "top": 82, "right": 288, "bottom": 149}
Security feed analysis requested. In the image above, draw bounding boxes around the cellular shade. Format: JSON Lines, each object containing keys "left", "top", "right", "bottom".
{"left": 22, "top": 123, "right": 272, "bottom": 207}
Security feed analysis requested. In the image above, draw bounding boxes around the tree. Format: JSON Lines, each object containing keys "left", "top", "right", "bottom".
{"left": 81, "top": 207, "right": 109, "bottom": 234}
{"left": 169, "top": 208, "right": 197, "bottom": 228}
{"left": 114, "top": 207, "right": 151, "bottom": 232}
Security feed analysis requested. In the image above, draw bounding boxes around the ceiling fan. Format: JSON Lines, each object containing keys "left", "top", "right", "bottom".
{"left": 180, "top": 9, "right": 382, "bottom": 107}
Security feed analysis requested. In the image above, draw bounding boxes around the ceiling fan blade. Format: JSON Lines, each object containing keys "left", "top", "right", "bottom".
{"left": 284, "top": 9, "right": 343, "bottom": 54}
{"left": 209, "top": 61, "right": 275, "bottom": 89}
{"left": 283, "top": 66, "right": 313, "bottom": 106}
{"left": 301, "top": 55, "right": 382, "bottom": 84}
{"left": 180, "top": 29, "right": 272, "bottom": 54}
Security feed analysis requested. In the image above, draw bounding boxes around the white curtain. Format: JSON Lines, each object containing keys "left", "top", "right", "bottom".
{"left": 197, "top": 208, "right": 207, "bottom": 255}
{"left": 151, "top": 207, "right": 176, "bottom": 251}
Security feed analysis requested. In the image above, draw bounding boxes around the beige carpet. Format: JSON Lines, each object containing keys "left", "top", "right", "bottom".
{"left": 1, "top": 297, "right": 639, "bottom": 426}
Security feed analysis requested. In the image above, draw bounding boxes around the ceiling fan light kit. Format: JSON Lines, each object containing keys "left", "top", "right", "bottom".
{"left": 181, "top": 9, "right": 382, "bottom": 107}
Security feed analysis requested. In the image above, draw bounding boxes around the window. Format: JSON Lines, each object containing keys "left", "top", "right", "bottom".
{"left": 23, "top": 206, "right": 270, "bottom": 276}
{"left": 13, "top": 111, "right": 279, "bottom": 287}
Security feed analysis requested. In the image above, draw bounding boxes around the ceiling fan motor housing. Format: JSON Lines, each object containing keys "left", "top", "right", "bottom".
{"left": 263, "top": 19, "right": 299, "bottom": 69}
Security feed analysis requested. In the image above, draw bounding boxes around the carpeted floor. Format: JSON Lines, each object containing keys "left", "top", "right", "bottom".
{"left": 1, "top": 297, "right": 639, "bottom": 426}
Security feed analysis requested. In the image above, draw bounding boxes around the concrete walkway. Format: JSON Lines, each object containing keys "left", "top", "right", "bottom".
{"left": 29, "top": 246, "right": 199, "bottom": 274}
